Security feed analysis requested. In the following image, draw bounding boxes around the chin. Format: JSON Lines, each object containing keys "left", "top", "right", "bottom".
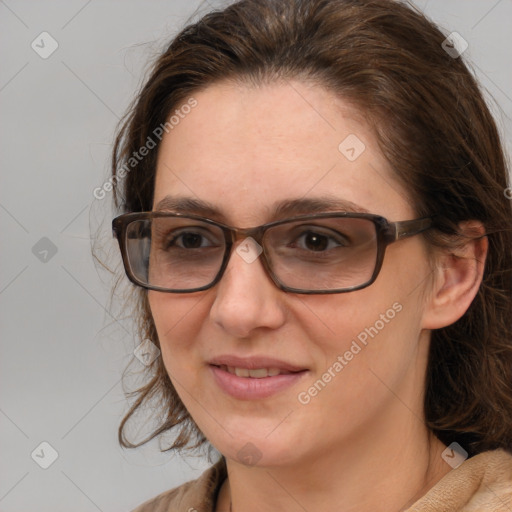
{"left": 206, "top": 421, "right": 306, "bottom": 468}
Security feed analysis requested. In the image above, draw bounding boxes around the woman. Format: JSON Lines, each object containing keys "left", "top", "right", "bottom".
{"left": 110, "top": 0, "right": 512, "bottom": 510}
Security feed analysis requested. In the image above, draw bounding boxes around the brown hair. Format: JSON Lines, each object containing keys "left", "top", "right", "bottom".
{"left": 111, "top": 0, "right": 512, "bottom": 456}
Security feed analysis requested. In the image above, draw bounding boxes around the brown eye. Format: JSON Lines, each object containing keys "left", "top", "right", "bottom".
{"left": 174, "top": 232, "right": 205, "bottom": 249}
{"left": 302, "top": 232, "right": 329, "bottom": 251}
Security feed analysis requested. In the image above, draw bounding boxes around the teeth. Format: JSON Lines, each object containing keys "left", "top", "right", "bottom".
{"left": 248, "top": 368, "right": 269, "bottom": 378}
{"left": 234, "top": 367, "right": 250, "bottom": 377}
{"left": 222, "top": 366, "right": 284, "bottom": 378}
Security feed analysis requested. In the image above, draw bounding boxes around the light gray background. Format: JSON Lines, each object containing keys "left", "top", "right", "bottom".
{"left": 1, "top": 1, "right": 511, "bottom": 511}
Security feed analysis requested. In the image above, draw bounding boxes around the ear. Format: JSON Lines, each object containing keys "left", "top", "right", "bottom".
{"left": 421, "top": 221, "right": 488, "bottom": 330}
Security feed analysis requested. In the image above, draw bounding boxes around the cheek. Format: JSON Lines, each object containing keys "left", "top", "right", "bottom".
{"left": 303, "top": 292, "right": 414, "bottom": 380}
{"left": 293, "top": 296, "right": 423, "bottom": 443}
{"left": 148, "top": 292, "right": 208, "bottom": 379}
{"left": 300, "top": 248, "right": 428, "bottom": 400}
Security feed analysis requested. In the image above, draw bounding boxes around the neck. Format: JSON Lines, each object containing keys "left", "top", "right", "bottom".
{"left": 220, "top": 418, "right": 450, "bottom": 512}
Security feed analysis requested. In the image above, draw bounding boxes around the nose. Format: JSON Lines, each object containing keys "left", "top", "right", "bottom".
{"left": 209, "top": 238, "right": 287, "bottom": 338}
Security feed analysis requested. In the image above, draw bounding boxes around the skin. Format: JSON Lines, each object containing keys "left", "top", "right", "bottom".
{"left": 148, "top": 80, "right": 487, "bottom": 511}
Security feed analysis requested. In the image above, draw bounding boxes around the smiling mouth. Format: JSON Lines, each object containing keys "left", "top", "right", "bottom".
{"left": 209, "top": 363, "right": 308, "bottom": 399}
{"left": 214, "top": 364, "right": 298, "bottom": 378}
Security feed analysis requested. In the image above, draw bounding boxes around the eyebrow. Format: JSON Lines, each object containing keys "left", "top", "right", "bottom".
{"left": 153, "top": 195, "right": 370, "bottom": 222}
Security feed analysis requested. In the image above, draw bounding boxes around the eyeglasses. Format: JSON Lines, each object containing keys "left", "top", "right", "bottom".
{"left": 112, "top": 211, "right": 434, "bottom": 294}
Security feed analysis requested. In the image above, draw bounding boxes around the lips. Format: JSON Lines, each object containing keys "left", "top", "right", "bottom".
{"left": 208, "top": 355, "right": 308, "bottom": 400}
{"left": 209, "top": 355, "right": 307, "bottom": 372}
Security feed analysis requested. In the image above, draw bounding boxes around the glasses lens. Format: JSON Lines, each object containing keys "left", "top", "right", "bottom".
{"left": 265, "top": 217, "right": 378, "bottom": 291}
{"left": 124, "top": 216, "right": 226, "bottom": 290}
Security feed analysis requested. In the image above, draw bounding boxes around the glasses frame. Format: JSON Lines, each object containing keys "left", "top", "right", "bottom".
{"left": 112, "top": 211, "right": 434, "bottom": 294}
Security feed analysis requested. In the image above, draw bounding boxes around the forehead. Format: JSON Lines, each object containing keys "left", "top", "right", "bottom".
{"left": 153, "top": 80, "right": 412, "bottom": 225}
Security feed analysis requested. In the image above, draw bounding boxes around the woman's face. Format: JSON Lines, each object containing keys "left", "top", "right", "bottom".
{"left": 149, "top": 80, "right": 434, "bottom": 466}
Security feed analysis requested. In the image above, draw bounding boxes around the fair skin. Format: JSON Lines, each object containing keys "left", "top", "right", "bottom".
{"left": 148, "top": 80, "right": 487, "bottom": 511}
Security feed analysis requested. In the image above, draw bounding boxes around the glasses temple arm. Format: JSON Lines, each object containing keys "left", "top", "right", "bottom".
{"left": 392, "top": 217, "right": 434, "bottom": 240}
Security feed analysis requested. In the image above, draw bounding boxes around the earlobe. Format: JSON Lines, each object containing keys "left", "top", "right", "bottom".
{"left": 421, "top": 221, "right": 488, "bottom": 330}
